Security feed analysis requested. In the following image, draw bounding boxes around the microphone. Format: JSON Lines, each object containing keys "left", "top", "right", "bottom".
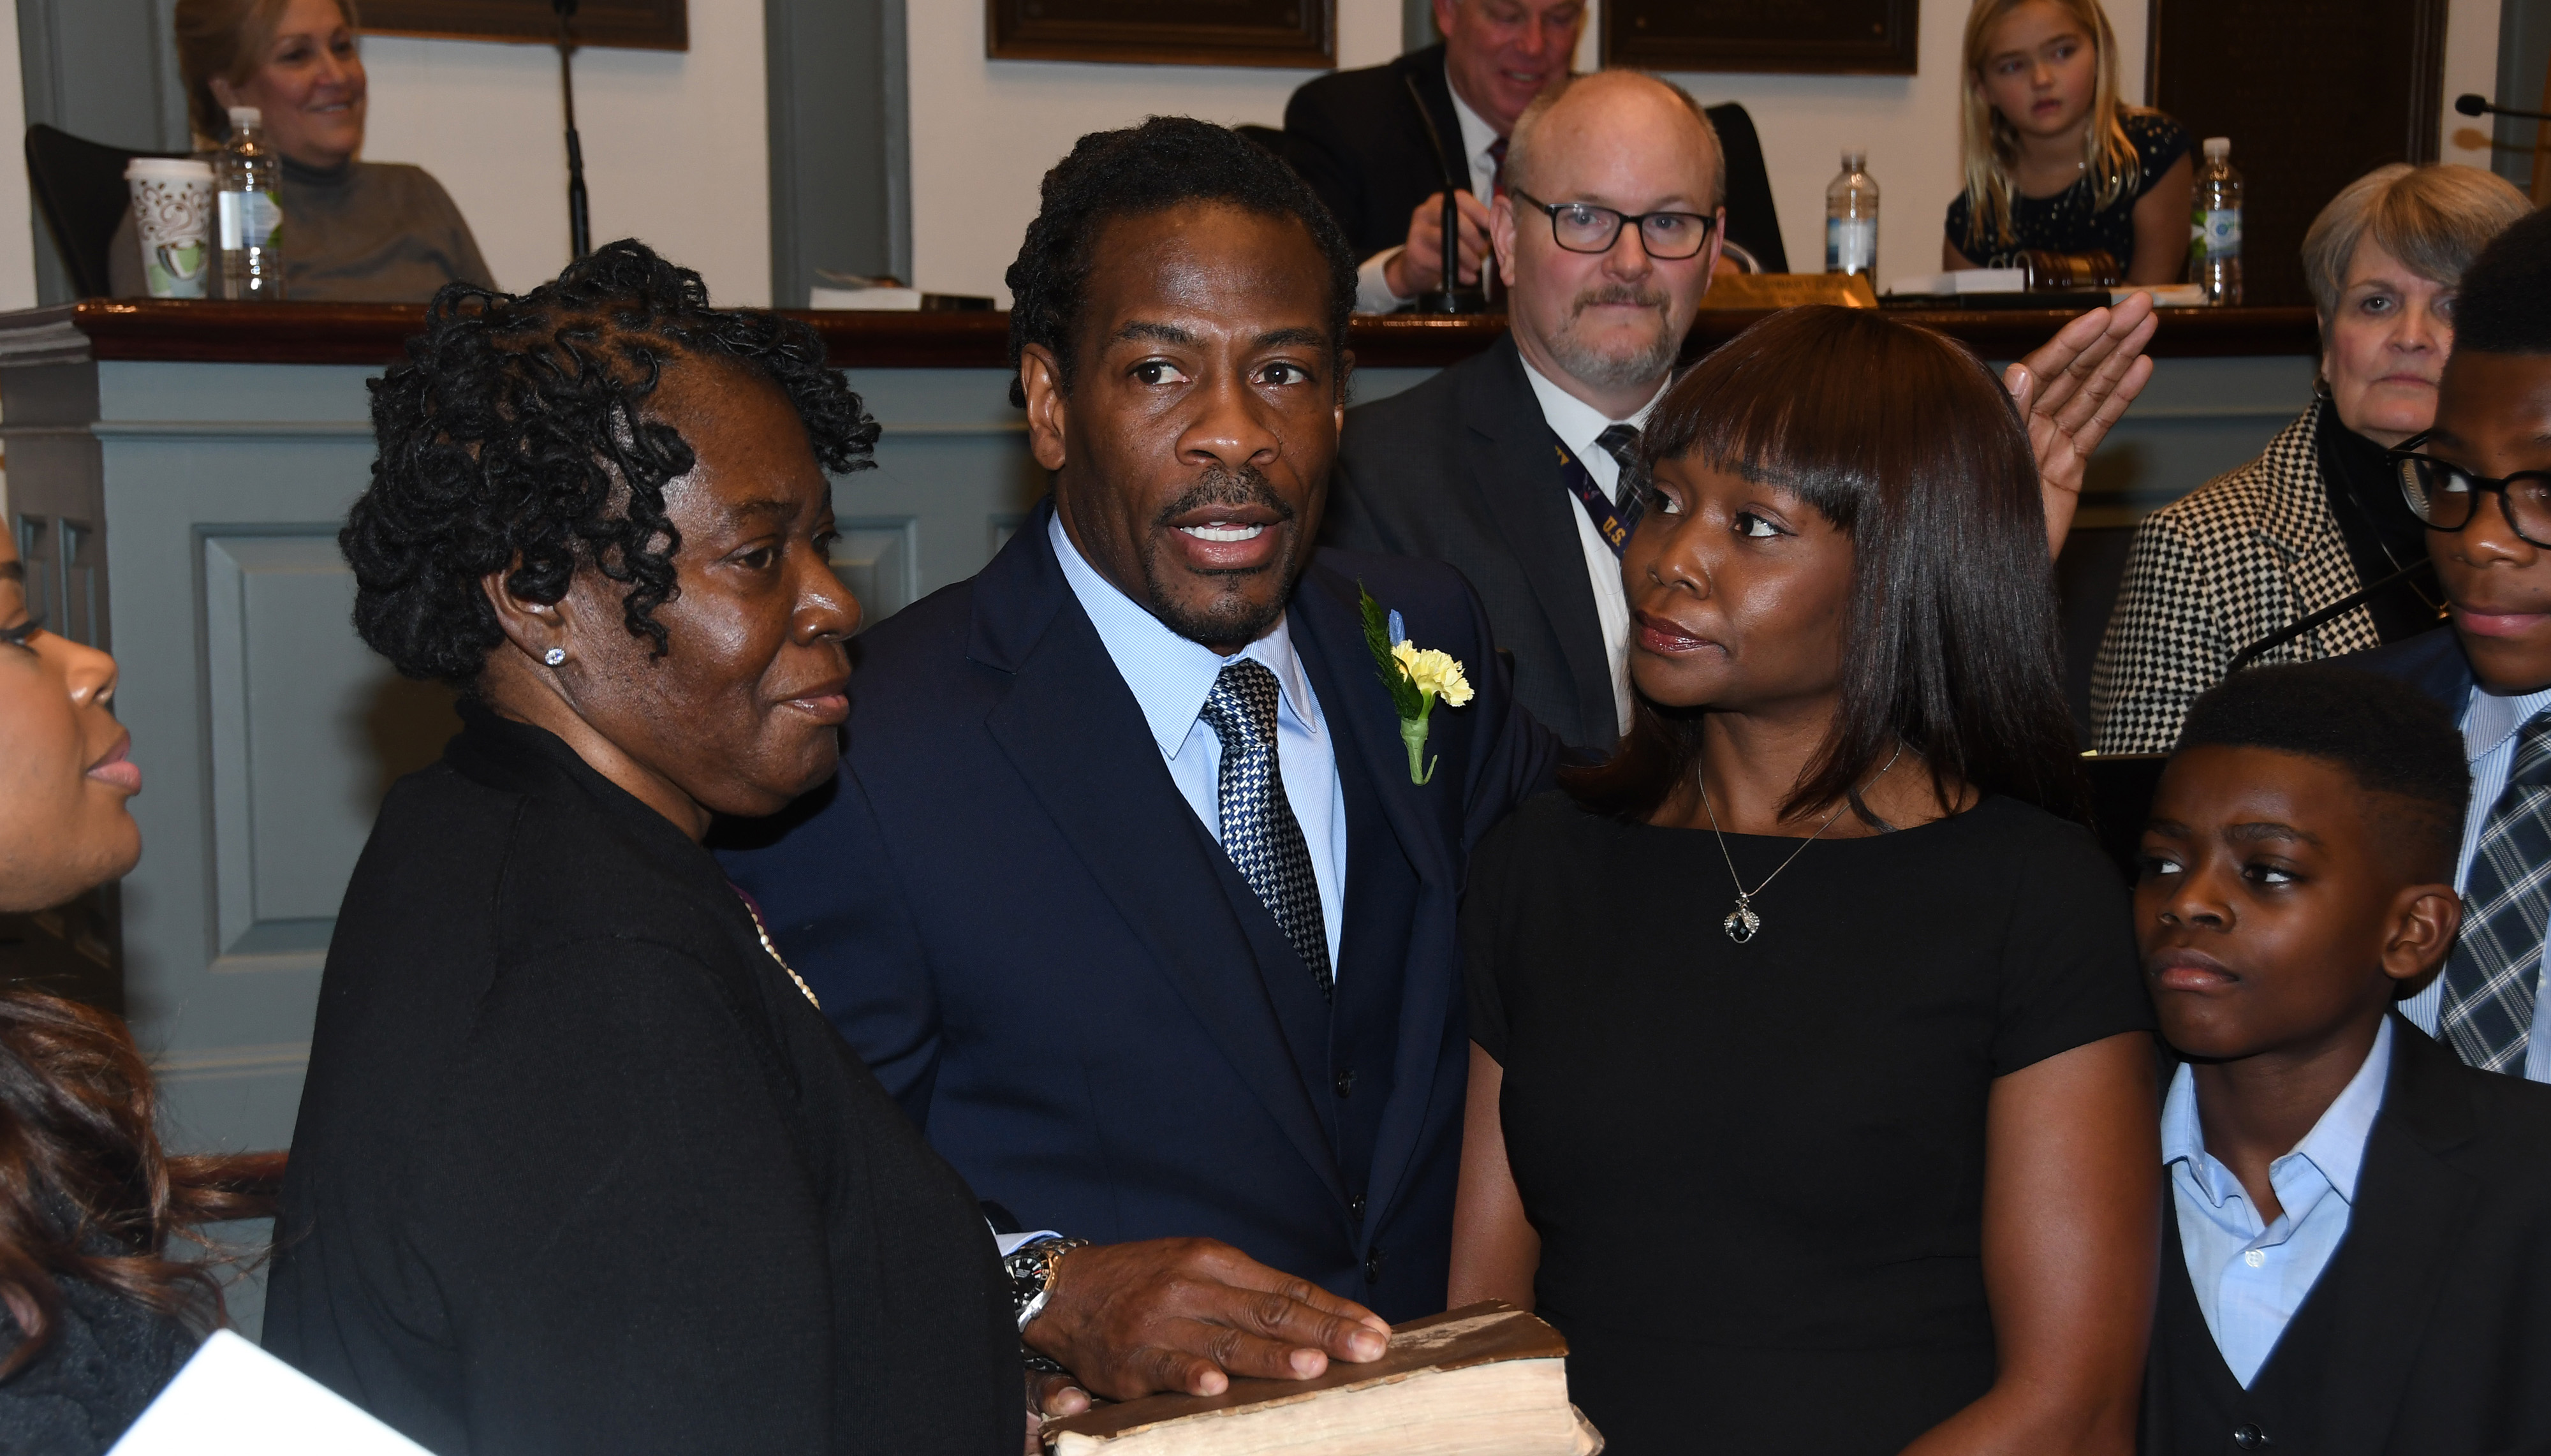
{"left": 2224, "top": 557, "right": 2437, "bottom": 673}
{"left": 1401, "top": 73, "right": 1482, "bottom": 315}
{"left": 2457, "top": 92, "right": 2551, "bottom": 122}
{"left": 554, "top": 0, "right": 591, "bottom": 260}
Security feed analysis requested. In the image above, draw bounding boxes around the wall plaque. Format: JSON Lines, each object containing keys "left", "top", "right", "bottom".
{"left": 359, "top": 0, "right": 686, "bottom": 50}
{"left": 987, "top": 0, "right": 1333, "bottom": 68}
{"left": 1603, "top": 0, "right": 1920, "bottom": 75}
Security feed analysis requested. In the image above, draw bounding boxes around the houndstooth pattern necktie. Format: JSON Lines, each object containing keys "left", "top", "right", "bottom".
{"left": 2440, "top": 709, "right": 2551, "bottom": 1073}
{"left": 1595, "top": 423, "right": 1648, "bottom": 537}
{"left": 1199, "top": 660, "right": 1332, "bottom": 998}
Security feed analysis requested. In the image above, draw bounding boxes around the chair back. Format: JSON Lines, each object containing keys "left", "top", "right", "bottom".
{"left": 26, "top": 123, "right": 191, "bottom": 299}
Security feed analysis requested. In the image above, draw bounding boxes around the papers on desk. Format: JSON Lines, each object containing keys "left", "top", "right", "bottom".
{"left": 1886, "top": 268, "right": 2025, "bottom": 297}
{"left": 109, "top": 1330, "right": 436, "bottom": 1456}
{"left": 810, "top": 284, "right": 925, "bottom": 311}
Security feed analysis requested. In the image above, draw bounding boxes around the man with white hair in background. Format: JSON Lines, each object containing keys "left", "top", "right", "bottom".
{"left": 1323, "top": 70, "right": 2159, "bottom": 753}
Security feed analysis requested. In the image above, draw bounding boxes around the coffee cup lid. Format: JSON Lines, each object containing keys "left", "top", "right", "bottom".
{"left": 126, "top": 158, "right": 214, "bottom": 182}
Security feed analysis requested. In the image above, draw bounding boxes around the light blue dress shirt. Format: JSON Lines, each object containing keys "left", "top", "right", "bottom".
{"left": 2163, "top": 1018, "right": 2392, "bottom": 1387}
{"left": 2397, "top": 682, "right": 2551, "bottom": 1082}
{"left": 1047, "top": 513, "right": 1349, "bottom": 971}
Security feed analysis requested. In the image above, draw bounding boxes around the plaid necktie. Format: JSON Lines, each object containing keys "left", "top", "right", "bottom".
{"left": 2439, "top": 709, "right": 2551, "bottom": 1073}
{"left": 1595, "top": 423, "right": 1649, "bottom": 536}
{"left": 1200, "top": 660, "right": 1332, "bottom": 998}
{"left": 1486, "top": 136, "right": 1508, "bottom": 198}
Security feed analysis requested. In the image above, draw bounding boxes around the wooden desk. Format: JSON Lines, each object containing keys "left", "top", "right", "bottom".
{"left": 0, "top": 300, "right": 2315, "bottom": 1156}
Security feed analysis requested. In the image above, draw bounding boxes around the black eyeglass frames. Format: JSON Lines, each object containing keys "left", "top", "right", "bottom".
{"left": 2390, "top": 431, "right": 2551, "bottom": 548}
{"left": 1508, "top": 188, "right": 1717, "bottom": 260}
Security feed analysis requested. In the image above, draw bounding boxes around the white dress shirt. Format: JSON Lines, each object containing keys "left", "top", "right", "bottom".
{"left": 1518, "top": 359, "right": 1670, "bottom": 738}
{"left": 1353, "top": 66, "right": 1503, "bottom": 314}
{"left": 1048, "top": 513, "right": 1349, "bottom": 971}
{"left": 2164, "top": 1018, "right": 2392, "bottom": 1387}
{"left": 2397, "top": 682, "right": 2551, "bottom": 1081}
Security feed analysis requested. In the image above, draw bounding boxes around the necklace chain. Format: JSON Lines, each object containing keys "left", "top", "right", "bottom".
{"left": 1700, "top": 741, "right": 1904, "bottom": 945}
{"left": 736, "top": 893, "right": 823, "bottom": 1011}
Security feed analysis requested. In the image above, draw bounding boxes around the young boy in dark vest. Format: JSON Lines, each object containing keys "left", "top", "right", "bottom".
{"left": 2136, "top": 663, "right": 2551, "bottom": 1455}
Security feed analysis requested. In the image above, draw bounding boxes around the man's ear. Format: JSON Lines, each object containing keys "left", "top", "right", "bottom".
{"left": 2382, "top": 882, "right": 2465, "bottom": 986}
{"left": 479, "top": 559, "right": 572, "bottom": 671}
{"left": 1491, "top": 195, "right": 1518, "bottom": 291}
{"left": 1020, "top": 344, "right": 1068, "bottom": 473}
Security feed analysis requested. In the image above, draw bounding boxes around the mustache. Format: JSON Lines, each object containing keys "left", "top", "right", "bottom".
{"left": 1570, "top": 284, "right": 1670, "bottom": 316}
{"left": 1152, "top": 466, "right": 1297, "bottom": 529}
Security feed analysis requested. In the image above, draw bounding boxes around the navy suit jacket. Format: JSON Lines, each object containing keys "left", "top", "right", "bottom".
{"left": 2352, "top": 626, "right": 2474, "bottom": 715}
{"left": 717, "top": 499, "right": 1560, "bottom": 1318}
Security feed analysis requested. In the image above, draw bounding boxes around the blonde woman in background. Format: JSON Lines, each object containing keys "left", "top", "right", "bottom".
{"left": 110, "top": 0, "right": 494, "bottom": 301}
{"left": 2091, "top": 163, "right": 2532, "bottom": 753}
{"left": 1944, "top": 0, "right": 2192, "bottom": 285}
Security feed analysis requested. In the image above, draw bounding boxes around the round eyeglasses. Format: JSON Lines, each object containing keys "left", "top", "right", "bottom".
{"left": 1509, "top": 188, "right": 1717, "bottom": 260}
{"left": 2390, "top": 431, "right": 2551, "bottom": 548}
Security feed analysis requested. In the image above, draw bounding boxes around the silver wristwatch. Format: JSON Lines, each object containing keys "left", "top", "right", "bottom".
{"left": 1004, "top": 1235, "right": 1091, "bottom": 1333}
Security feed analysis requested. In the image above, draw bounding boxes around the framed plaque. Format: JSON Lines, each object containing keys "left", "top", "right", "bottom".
{"left": 987, "top": 0, "right": 1333, "bottom": 68}
{"left": 1603, "top": 0, "right": 1919, "bottom": 75}
{"left": 359, "top": 0, "right": 687, "bottom": 50}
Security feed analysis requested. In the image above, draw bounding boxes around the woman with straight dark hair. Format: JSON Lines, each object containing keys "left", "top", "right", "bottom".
{"left": 1449, "top": 306, "right": 2161, "bottom": 1456}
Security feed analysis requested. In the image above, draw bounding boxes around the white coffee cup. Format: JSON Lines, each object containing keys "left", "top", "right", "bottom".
{"left": 126, "top": 158, "right": 216, "bottom": 299}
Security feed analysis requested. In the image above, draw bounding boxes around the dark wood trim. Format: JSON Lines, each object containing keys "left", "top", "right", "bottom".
{"left": 20, "top": 299, "right": 2321, "bottom": 371}
{"left": 360, "top": 0, "right": 687, "bottom": 50}
{"left": 1602, "top": 0, "right": 1922, "bottom": 76}
{"left": 984, "top": 0, "right": 1334, "bottom": 68}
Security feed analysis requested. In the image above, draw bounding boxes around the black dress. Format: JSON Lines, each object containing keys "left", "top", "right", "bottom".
{"left": 263, "top": 702, "right": 1017, "bottom": 1455}
{"left": 1944, "top": 112, "right": 2192, "bottom": 273}
{"left": 1464, "top": 791, "right": 2150, "bottom": 1455}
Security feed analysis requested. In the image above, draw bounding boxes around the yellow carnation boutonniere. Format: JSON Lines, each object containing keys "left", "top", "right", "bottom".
{"left": 1358, "top": 584, "right": 1474, "bottom": 784}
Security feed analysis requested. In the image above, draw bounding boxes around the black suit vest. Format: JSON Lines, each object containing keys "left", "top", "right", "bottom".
{"left": 2147, "top": 1207, "right": 2353, "bottom": 1453}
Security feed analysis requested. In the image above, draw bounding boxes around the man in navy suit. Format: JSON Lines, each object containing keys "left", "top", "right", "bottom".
{"left": 719, "top": 117, "right": 1560, "bottom": 1404}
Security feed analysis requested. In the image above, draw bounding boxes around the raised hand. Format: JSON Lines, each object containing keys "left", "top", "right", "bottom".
{"left": 1023, "top": 1236, "right": 1392, "bottom": 1402}
{"left": 2007, "top": 289, "right": 2159, "bottom": 559}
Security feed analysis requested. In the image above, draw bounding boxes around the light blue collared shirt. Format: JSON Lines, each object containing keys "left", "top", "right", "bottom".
{"left": 2398, "top": 683, "right": 2551, "bottom": 1082}
{"left": 1048, "top": 513, "right": 1348, "bottom": 971}
{"left": 2164, "top": 1018, "right": 2393, "bottom": 1387}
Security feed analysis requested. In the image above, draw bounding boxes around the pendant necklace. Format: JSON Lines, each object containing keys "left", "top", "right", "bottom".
{"left": 1700, "top": 741, "right": 1903, "bottom": 945}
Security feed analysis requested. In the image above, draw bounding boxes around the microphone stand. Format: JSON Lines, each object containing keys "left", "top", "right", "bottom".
{"left": 554, "top": 0, "right": 591, "bottom": 260}
{"left": 2457, "top": 93, "right": 2551, "bottom": 122}
{"left": 2224, "top": 557, "right": 2436, "bottom": 673}
{"left": 1402, "top": 74, "right": 1483, "bottom": 314}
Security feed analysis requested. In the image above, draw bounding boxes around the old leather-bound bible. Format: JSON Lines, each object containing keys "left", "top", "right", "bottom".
{"left": 1041, "top": 1302, "right": 1601, "bottom": 1455}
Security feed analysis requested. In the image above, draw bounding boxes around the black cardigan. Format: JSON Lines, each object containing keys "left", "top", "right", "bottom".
{"left": 263, "top": 702, "right": 1015, "bottom": 1455}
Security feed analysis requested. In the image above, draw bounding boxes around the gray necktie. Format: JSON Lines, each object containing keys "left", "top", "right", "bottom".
{"left": 2439, "top": 709, "right": 2551, "bottom": 1073}
{"left": 1595, "top": 423, "right": 1648, "bottom": 536}
{"left": 1198, "top": 660, "right": 1332, "bottom": 998}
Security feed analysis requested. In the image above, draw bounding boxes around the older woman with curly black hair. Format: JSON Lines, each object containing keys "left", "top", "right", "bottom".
{"left": 258, "top": 240, "right": 1017, "bottom": 1455}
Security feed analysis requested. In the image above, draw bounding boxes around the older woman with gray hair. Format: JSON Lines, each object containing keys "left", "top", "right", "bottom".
{"left": 2089, "top": 163, "right": 2529, "bottom": 753}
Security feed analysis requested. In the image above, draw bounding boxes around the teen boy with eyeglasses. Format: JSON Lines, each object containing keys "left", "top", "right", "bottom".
{"left": 2362, "top": 203, "right": 2551, "bottom": 1082}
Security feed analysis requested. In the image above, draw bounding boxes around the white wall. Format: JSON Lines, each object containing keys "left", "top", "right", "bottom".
{"left": 909, "top": 0, "right": 2506, "bottom": 303}
{"left": 357, "top": 0, "right": 770, "bottom": 304}
{"left": 906, "top": 0, "right": 1405, "bottom": 303}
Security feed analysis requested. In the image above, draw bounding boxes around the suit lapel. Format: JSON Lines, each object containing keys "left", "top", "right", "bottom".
{"left": 1289, "top": 566, "right": 1458, "bottom": 1226}
{"left": 2305, "top": 1022, "right": 2484, "bottom": 1456}
{"left": 1460, "top": 337, "right": 1616, "bottom": 739}
{"left": 973, "top": 508, "right": 1344, "bottom": 1204}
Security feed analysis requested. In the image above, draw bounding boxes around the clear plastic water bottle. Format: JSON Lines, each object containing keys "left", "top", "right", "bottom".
{"left": 216, "top": 106, "right": 284, "bottom": 301}
{"left": 2189, "top": 136, "right": 2242, "bottom": 305}
{"left": 1826, "top": 151, "right": 1879, "bottom": 280}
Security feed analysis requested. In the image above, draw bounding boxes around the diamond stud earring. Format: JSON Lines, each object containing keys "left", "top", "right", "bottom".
{"left": 543, "top": 647, "right": 566, "bottom": 666}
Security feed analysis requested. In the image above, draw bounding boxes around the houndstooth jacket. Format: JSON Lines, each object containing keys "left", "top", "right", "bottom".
{"left": 2089, "top": 396, "right": 2380, "bottom": 753}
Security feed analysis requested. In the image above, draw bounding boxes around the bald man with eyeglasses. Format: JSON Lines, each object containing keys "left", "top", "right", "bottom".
{"left": 1323, "top": 69, "right": 2161, "bottom": 754}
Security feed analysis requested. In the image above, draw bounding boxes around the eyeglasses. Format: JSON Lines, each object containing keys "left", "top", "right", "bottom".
{"left": 2390, "top": 431, "right": 2551, "bottom": 548}
{"left": 1509, "top": 188, "right": 1717, "bottom": 260}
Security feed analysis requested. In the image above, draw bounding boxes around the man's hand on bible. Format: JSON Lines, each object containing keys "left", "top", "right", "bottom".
{"left": 2007, "top": 288, "right": 2158, "bottom": 560}
{"left": 1385, "top": 189, "right": 1496, "bottom": 299}
{"left": 1022, "top": 1237, "right": 1392, "bottom": 1404}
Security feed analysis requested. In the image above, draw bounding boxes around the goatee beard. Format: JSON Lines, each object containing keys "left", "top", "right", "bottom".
{"left": 1141, "top": 464, "right": 1302, "bottom": 649}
